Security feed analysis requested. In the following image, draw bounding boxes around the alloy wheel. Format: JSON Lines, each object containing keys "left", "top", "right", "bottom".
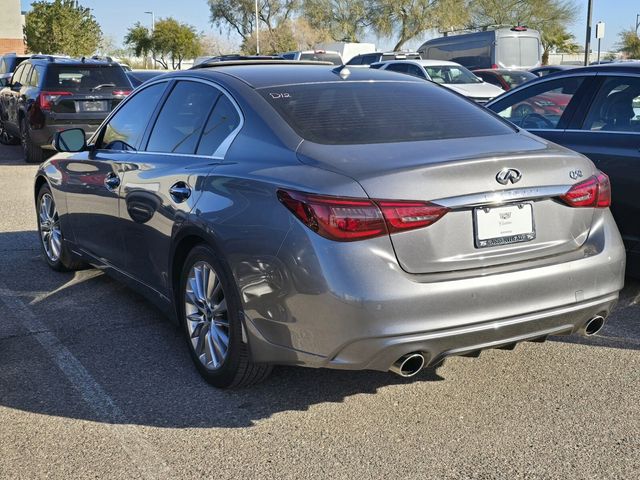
{"left": 38, "top": 193, "right": 62, "bottom": 262}
{"left": 184, "top": 261, "right": 230, "bottom": 370}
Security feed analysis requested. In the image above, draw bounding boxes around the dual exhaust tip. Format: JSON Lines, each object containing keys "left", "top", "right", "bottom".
{"left": 389, "top": 315, "right": 606, "bottom": 377}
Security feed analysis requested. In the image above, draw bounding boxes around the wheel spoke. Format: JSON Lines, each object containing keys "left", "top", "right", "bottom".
{"left": 205, "top": 330, "right": 219, "bottom": 368}
{"left": 213, "top": 298, "right": 227, "bottom": 315}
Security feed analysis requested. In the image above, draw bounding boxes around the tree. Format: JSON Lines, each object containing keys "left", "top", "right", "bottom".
{"left": 540, "top": 26, "right": 579, "bottom": 64}
{"left": 153, "top": 18, "right": 202, "bottom": 69}
{"left": 125, "top": 18, "right": 202, "bottom": 69}
{"left": 368, "top": 0, "right": 468, "bottom": 51}
{"left": 617, "top": 29, "right": 640, "bottom": 59}
{"left": 468, "top": 0, "right": 578, "bottom": 34}
{"left": 208, "top": 0, "right": 299, "bottom": 43}
{"left": 303, "top": 0, "right": 369, "bottom": 42}
{"left": 24, "top": 0, "right": 101, "bottom": 56}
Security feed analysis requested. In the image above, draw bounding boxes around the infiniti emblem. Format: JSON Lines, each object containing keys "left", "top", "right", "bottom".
{"left": 496, "top": 168, "right": 522, "bottom": 185}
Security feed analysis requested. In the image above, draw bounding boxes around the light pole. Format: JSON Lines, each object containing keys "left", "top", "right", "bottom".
{"left": 636, "top": 14, "right": 640, "bottom": 36}
{"left": 584, "top": 0, "right": 593, "bottom": 66}
{"left": 255, "top": 0, "right": 260, "bottom": 55}
{"left": 144, "top": 11, "right": 155, "bottom": 33}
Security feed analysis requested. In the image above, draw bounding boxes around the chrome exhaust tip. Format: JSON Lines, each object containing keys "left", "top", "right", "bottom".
{"left": 389, "top": 352, "right": 425, "bottom": 378}
{"left": 581, "top": 315, "right": 606, "bottom": 336}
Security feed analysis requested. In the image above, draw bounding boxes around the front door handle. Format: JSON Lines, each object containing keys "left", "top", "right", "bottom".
{"left": 169, "top": 182, "right": 191, "bottom": 203}
{"left": 104, "top": 172, "right": 120, "bottom": 191}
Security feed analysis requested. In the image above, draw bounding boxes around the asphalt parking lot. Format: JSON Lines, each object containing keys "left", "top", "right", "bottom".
{"left": 0, "top": 143, "right": 638, "bottom": 479}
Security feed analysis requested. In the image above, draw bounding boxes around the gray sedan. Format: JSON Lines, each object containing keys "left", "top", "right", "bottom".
{"left": 35, "top": 62, "right": 625, "bottom": 388}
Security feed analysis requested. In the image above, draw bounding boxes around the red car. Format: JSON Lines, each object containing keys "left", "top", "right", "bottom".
{"left": 473, "top": 69, "right": 537, "bottom": 91}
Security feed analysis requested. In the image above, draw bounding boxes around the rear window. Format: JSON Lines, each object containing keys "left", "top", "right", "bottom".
{"left": 299, "top": 53, "right": 343, "bottom": 65}
{"left": 44, "top": 65, "right": 130, "bottom": 92}
{"left": 260, "top": 81, "right": 514, "bottom": 145}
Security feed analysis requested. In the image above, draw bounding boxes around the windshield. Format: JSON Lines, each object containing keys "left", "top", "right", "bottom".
{"left": 423, "top": 65, "right": 481, "bottom": 84}
{"left": 44, "top": 65, "right": 130, "bottom": 92}
{"left": 299, "top": 52, "right": 343, "bottom": 65}
{"left": 259, "top": 81, "right": 514, "bottom": 145}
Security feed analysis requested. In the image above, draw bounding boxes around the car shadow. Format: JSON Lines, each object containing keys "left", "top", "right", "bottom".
{"left": 0, "top": 231, "right": 638, "bottom": 430}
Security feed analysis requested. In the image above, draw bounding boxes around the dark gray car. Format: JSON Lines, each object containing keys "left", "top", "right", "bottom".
{"left": 35, "top": 62, "right": 625, "bottom": 388}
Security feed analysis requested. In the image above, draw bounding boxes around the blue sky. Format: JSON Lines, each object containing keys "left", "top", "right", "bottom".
{"left": 20, "top": 0, "right": 640, "bottom": 52}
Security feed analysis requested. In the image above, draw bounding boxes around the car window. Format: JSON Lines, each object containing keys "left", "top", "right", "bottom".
{"left": 100, "top": 82, "right": 167, "bottom": 151}
{"left": 259, "top": 81, "right": 515, "bottom": 145}
{"left": 0, "top": 59, "right": 5, "bottom": 75}
{"left": 363, "top": 54, "right": 379, "bottom": 64}
{"left": 346, "top": 56, "right": 362, "bottom": 65}
{"left": 11, "top": 64, "right": 25, "bottom": 85}
{"left": 299, "top": 52, "right": 342, "bottom": 65}
{"left": 146, "top": 81, "right": 220, "bottom": 154}
{"left": 479, "top": 73, "right": 502, "bottom": 87}
{"left": 501, "top": 71, "right": 536, "bottom": 88}
{"left": 386, "top": 63, "right": 409, "bottom": 74}
{"left": 581, "top": 76, "right": 640, "bottom": 133}
{"left": 44, "top": 65, "right": 130, "bottom": 92}
{"left": 406, "top": 64, "right": 426, "bottom": 79}
{"left": 196, "top": 95, "right": 241, "bottom": 155}
{"left": 489, "top": 76, "right": 585, "bottom": 129}
{"left": 423, "top": 65, "right": 481, "bottom": 84}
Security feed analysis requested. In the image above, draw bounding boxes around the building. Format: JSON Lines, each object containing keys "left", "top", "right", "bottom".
{"left": 0, "top": 0, "right": 26, "bottom": 54}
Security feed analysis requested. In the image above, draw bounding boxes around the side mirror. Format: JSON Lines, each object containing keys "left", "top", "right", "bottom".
{"left": 53, "top": 128, "right": 87, "bottom": 152}
{"left": 11, "top": 82, "right": 22, "bottom": 91}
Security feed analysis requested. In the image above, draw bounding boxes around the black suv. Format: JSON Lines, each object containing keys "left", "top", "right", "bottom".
{"left": 0, "top": 56, "right": 132, "bottom": 162}
{"left": 346, "top": 52, "right": 421, "bottom": 67}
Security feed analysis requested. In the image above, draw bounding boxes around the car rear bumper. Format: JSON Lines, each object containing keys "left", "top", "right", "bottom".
{"left": 242, "top": 209, "right": 626, "bottom": 371}
{"left": 31, "top": 122, "right": 103, "bottom": 149}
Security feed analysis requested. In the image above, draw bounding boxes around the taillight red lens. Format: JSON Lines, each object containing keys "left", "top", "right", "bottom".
{"left": 377, "top": 201, "right": 449, "bottom": 233}
{"left": 560, "top": 172, "right": 611, "bottom": 208}
{"left": 38, "top": 91, "right": 71, "bottom": 111}
{"left": 277, "top": 190, "right": 448, "bottom": 241}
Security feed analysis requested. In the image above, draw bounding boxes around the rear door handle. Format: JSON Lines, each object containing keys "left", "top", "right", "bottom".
{"left": 169, "top": 182, "right": 191, "bottom": 203}
{"left": 104, "top": 172, "right": 120, "bottom": 191}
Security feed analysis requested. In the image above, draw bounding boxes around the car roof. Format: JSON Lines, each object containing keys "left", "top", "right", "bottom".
{"left": 474, "top": 68, "right": 534, "bottom": 74}
{"left": 537, "top": 62, "right": 640, "bottom": 76}
{"left": 28, "top": 56, "right": 119, "bottom": 66}
{"left": 160, "top": 63, "right": 425, "bottom": 89}
{"left": 378, "top": 59, "right": 461, "bottom": 67}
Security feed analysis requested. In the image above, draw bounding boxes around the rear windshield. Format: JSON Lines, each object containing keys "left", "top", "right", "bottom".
{"left": 501, "top": 71, "right": 536, "bottom": 88}
{"left": 259, "top": 81, "right": 514, "bottom": 145}
{"left": 299, "top": 53, "right": 343, "bottom": 65}
{"left": 424, "top": 65, "right": 481, "bottom": 84}
{"left": 44, "top": 65, "right": 130, "bottom": 91}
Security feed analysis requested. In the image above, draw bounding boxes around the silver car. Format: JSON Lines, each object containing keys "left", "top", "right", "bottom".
{"left": 36, "top": 62, "right": 625, "bottom": 388}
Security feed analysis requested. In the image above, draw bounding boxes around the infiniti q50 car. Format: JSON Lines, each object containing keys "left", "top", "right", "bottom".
{"left": 35, "top": 62, "right": 625, "bottom": 388}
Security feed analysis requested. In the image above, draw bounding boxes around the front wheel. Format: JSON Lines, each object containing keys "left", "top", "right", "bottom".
{"left": 180, "top": 245, "right": 272, "bottom": 388}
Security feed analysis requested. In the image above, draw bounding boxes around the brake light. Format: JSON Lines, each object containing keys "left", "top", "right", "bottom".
{"left": 277, "top": 190, "right": 448, "bottom": 241}
{"left": 560, "top": 172, "right": 611, "bottom": 208}
{"left": 491, "top": 64, "right": 499, "bottom": 69}
{"left": 38, "top": 91, "right": 71, "bottom": 111}
{"left": 112, "top": 89, "right": 131, "bottom": 96}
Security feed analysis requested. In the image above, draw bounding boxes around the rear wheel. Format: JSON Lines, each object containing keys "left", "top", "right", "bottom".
{"left": 180, "top": 245, "right": 272, "bottom": 388}
{"left": 37, "top": 184, "right": 85, "bottom": 271}
{"left": 21, "top": 117, "right": 43, "bottom": 164}
{"left": 0, "top": 115, "right": 18, "bottom": 145}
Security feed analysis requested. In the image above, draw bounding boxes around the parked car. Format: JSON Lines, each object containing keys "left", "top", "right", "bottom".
{"left": 35, "top": 62, "right": 624, "bottom": 387}
{"left": 473, "top": 68, "right": 537, "bottom": 90}
{"left": 193, "top": 55, "right": 285, "bottom": 67}
{"left": 373, "top": 59, "right": 504, "bottom": 103}
{"left": 486, "top": 63, "right": 640, "bottom": 275}
{"left": 346, "top": 51, "right": 421, "bottom": 67}
{"left": 0, "top": 56, "right": 132, "bottom": 162}
{"left": 280, "top": 50, "right": 343, "bottom": 65}
{"left": 530, "top": 65, "right": 576, "bottom": 77}
{"left": 127, "top": 70, "right": 166, "bottom": 87}
{"left": 419, "top": 27, "right": 542, "bottom": 70}
{"left": 0, "top": 53, "right": 30, "bottom": 88}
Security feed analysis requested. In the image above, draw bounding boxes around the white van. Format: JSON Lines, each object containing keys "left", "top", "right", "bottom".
{"left": 418, "top": 27, "right": 542, "bottom": 71}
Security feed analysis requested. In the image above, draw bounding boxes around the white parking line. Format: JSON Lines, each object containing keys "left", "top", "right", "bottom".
{"left": 0, "top": 283, "right": 173, "bottom": 479}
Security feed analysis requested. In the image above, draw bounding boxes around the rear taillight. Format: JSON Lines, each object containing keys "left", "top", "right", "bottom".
{"left": 560, "top": 172, "right": 611, "bottom": 208}
{"left": 112, "top": 90, "right": 131, "bottom": 96}
{"left": 38, "top": 91, "right": 71, "bottom": 111}
{"left": 277, "top": 190, "right": 448, "bottom": 241}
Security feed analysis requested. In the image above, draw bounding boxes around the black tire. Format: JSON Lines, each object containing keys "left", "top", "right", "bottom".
{"left": 21, "top": 116, "right": 44, "bottom": 164}
{"left": 179, "top": 244, "right": 272, "bottom": 388}
{"left": 0, "top": 115, "right": 19, "bottom": 145}
{"left": 36, "top": 184, "right": 86, "bottom": 272}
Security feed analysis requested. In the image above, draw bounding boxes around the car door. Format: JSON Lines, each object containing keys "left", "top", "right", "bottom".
{"left": 486, "top": 74, "right": 596, "bottom": 146}
{"left": 119, "top": 79, "right": 241, "bottom": 295}
{"left": 61, "top": 81, "right": 169, "bottom": 268}
{"left": 2, "top": 63, "right": 26, "bottom": 133}
{"left": 557, "top": 74, "right": 640, "bottom": 252}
